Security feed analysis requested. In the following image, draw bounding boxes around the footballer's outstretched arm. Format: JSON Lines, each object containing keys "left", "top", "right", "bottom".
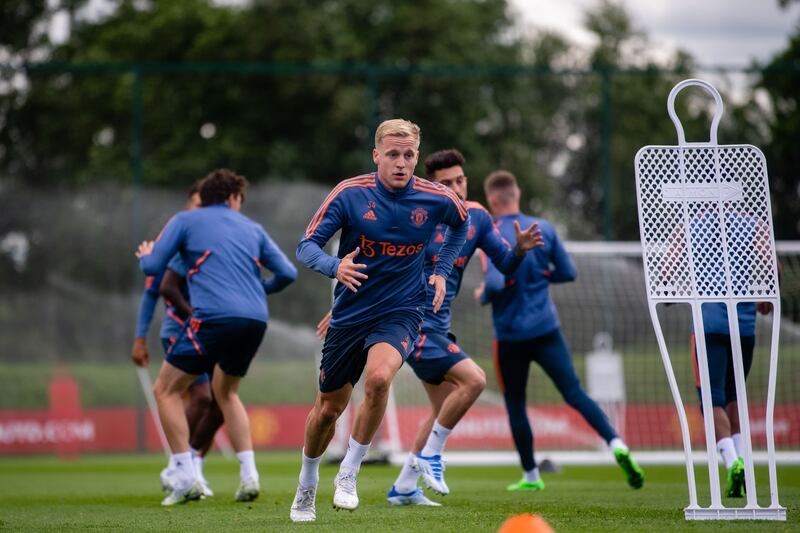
{"left": 547, "top": 228, "right": 577, "bottom": 283}
{"left": 474, "top": 208, "right": 540, "bottom": 276}
{"left": 479, "top": 254, "right": 506, "bottom": 305}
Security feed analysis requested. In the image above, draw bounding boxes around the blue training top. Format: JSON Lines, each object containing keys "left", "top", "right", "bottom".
{"left": 687, "top": 211, "right": 759, "bottom": 337}
{"left": 481, "top": 213, "right": 576, "bottom": 341}
{"left": 422, "top": 201, "right": 522, "bottom": 334}
{"left": 139, "top": 204, "right": 297, "bottom": 323}
{"left": 297, "top": 173, "right": 469, "bottom": 328}
{"left": 134, "top": 269, "right": 164, "bottom": 339}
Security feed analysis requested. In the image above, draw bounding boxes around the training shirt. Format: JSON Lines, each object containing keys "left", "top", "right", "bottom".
{"left": 422, "top": 201, "right": 522, "bottom": 334}
{"left": 687, "top": 211, "right": 761, "bottom": 337}
{"left": 139, "top": 204, "right": 297, "bottom": 323}
{"left": 297, "top": 173, "right": 469, "bottom": 328}
{"left": 481, "top": 213, "right": 576, "bottom": 341}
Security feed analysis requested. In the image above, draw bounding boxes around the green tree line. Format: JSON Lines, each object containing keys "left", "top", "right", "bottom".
{"left": 1, "top": 0, "right": 798, "bottom": 239}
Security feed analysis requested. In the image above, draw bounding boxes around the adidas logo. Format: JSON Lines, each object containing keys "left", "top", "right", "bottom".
{"left": 362, "top": 210, "right": 378, "bottom": 221}
{"left": 434, "top": 233, "right": 444, "bottom": 243}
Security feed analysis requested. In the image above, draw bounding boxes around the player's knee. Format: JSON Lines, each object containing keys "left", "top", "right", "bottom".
{"left": 316, "top": 401, "right": 344, "bottom": 426}
{"left": 152, "top": 378, "right": 168, "bottom": 401}
{"left": 192, "top": 391, "right": 213, "bottom": 411}
{"left": 561, "top": 384, "right": 588, "bottom": 408}
{"left": 363, "top": 372, "right": 392, "bottom": 400}
{"left": 464, "top": 368, "right": 486, "bottom": 398}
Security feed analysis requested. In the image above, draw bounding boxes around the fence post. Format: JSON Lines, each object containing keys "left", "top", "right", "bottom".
{"left": 130, "top": 65, "right": 147, "bottom": 453}
{"left": 600, "top": 66, "right": 613, "bottom": 240}
{"left": 366, "top": 67, "right": 380, "bottom": 153}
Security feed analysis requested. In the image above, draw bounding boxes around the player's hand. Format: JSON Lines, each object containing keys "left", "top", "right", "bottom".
{"left": 135, "top": 240, "right": 154, "bottom": 258}
{"left": 473, "top": 281, "right": 485, "bottom": 302}
{"left": 429, "top": 274, "right": 446, "bottom": 313}
{"left": 756, "top": 302, "right": 772, "bottom": 315}
{"left": 336, "top": 247, "right": 368, "bottom": 292}
{"left": 131, "top": 337, "right": 150, "bottom": 367}
{"left": 316, "top": 309, "right": 332, "bottom": 339}
{"left": 513, "top": 220, "right": 544, "bottom": 256}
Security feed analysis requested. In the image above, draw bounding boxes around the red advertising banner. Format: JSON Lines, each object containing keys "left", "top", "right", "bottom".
{"left": 1, "top": 404, "right": 799, "bottom": 455}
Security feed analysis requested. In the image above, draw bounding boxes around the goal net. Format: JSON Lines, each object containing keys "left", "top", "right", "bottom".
{"left": 380, "top": 240, "right": 800, "bottom": 465}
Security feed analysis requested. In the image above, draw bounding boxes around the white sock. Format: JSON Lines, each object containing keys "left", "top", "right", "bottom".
{"left": 420, "top": 420, "right": 452, "bottom": 457}
{"left": 172, "top": 451, "right": 195, "bottom": 488}
{"left": 299, "top": 450, "right": 322, "bottom": 488}
{"left": 732, "top": 433, "right": 743, "bottom": 458}
{"left": 192, "top": 454, "right": 206, "bottom": 482}
{"left": 236, "top": 450, "right": 258, "bottom": 483}
{"left": 717, "top": 437, "right": 737, "bottom": 469}
{"left": 393, "top": 453, "right": 421, "bottom": 493}
{"left": 339, "top": 436, "right": 370, "bottom": 473}
{"left": 524, "top": 467, "right": 541, "bottom": 483}
{"left": 166, "top": 453, "right": 176, "bottom": 471}
{"left": 609, "top": 437, "right": 628, "bottom": 453}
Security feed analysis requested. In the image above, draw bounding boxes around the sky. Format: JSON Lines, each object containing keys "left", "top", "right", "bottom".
{"left": 509, "top": 0, "right": 800, "bottom": 66}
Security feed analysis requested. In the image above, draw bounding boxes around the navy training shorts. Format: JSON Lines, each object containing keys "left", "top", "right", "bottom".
{"left": 319, "top": 310, "right": 422, "bottom": 393}
{"left": 407, "top": 331, "right": 468, "bottom": 385}
{"left": 161, "top": 337, "right": 211, "bottom": 385}
{"left": 692, "top": 333, "right": 755, "bottom": 408}
{"left": 167, "top": 317, "right": 266, "bottom": 378}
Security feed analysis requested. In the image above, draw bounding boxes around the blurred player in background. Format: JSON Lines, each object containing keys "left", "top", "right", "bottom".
{"left": 131, "top": 182, "right": 223, "bottom": 498}
{"left": 477, "top": 170, "right": 644, "bottom": 492}
{"left": 691, "top": 302, "right": 772, "bottom": 497}
{"left": 290, "top": 120, "right": 469, "bottom": 522}
{"left": 385, "top": 148, "right": 541, "bottom": 505}
{"left": 136, "top": 169, "right": 297, "bottom": 505}
{"left": 673, "top": 211, "right": 777, "bottom": 497}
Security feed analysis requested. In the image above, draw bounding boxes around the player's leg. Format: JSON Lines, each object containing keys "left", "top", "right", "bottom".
{"left": 152, "top": 360, "right": 204, "bottom": 505}
{"left": 693, "top": 332, "right": 743, "bottom": 495}
{"left": 184, "top": 376, "right": 217, "bottom": 497}
{"left": 727, "top": 335, "right": 755, "bottom": 457}
{"left": 211, "top": 367, "right": 261, "bottom": 500}
{"left": 722, "top": 334, "right": 755, "bottom": 497}
{"left": 203, "top": 318, "right": 266, "bottom": 503}
{"left": 389, "top": 377, "right": 452, "bottom": 505}
{"left": 188, "top": 386, "right": 224, "bottom": 457}
{"left": 292, "top": 320, "right": 363, "bottom": 522}
{"left": 415, "top": 356, "right": 485, "bottom": 496}
{"left": 534, "top": 329, "right": 643, "bottom": 489}
{"left": 496, "top": 339, "right": 543, "bottom": 491}
{"left": 290, "top": 385, "right": 353, "bottom": 522}
{"left": 335, "top": 342, "right": 404, "bottom": 510}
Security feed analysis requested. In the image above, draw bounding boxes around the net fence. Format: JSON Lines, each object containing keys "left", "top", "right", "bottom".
{"left": 1, "top": 181, "right": 798, "bottom": 455}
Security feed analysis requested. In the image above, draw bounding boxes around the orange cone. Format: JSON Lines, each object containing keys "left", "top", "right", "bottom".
{"left": 497, "top": 513, "right": 555, "bottom": 533}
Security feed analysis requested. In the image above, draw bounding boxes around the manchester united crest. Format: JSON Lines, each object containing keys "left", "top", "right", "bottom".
{"left": 410, "top": 207, "right": 428, "bottom": 227}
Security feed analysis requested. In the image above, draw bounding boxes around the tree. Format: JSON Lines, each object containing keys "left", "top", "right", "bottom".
{"left": 757, "top": 30, "right": 800, "bottom": 239}
{"left": 0, "top": 0, "right": 532, "bottom": 190}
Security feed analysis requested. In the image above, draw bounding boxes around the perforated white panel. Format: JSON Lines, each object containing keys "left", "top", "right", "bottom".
{"left": 636, "top": 143, "right": 778, "bottom": 301}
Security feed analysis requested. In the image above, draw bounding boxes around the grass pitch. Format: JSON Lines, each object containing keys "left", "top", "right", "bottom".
{"left": 0, "top": 454, "right": 798, "bottom": 532}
